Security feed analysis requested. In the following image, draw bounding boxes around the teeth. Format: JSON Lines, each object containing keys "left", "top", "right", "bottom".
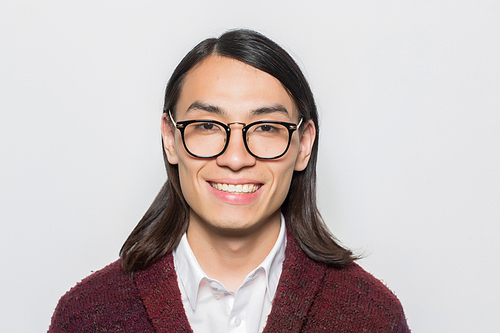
{"left": 210, "top": 182, "right": 260, "bottom": 194}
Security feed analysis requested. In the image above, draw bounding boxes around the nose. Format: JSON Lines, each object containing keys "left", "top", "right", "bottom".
{"left": 216, "top": 123, "right": 256, "bottom": 171}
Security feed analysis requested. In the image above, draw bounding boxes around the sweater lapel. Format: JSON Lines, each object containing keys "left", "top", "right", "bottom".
{"left": 132, "top": 232, "right": 326, "bottom": 333}
{"left": 263, "top": 231, "right": 327, "bottom": 333}
{"left": 134, "top": 254, "right": 193, "bottom": 333}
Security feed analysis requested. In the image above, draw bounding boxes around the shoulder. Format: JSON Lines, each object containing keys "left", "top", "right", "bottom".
{"left": 60, "top": 259, "right": 130, "bottom": 297}
{"left": 49, "top": 259, "right": 152, "bottom": 332}
{"left": 313, "top": 262, "right": 410, "bottom": 331}
{"left": 324, "top": 263, "right": 402, "bottom": 308}
{"left": 276, "top": 233, "right": 410, "bottom": 331}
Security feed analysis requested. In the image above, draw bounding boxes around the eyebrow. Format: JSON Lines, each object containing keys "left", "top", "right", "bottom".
{"left": 250, "top": 105, "right": 290, "bottom": 117}
{"left": 186, "top": 101, "right": 290, "bottom": 118}
{"left": 186, "top": 101, "right": 225, "bottom": 115}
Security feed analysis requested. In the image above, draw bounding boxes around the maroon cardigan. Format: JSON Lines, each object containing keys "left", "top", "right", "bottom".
{"left": 50, "top": 233, "right": 410, "bottom": 332}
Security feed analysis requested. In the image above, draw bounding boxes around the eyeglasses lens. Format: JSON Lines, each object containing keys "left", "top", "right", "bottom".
{"left": 246, "top": 123, "right": 289, "bottom": 158}
{"left": 183, "top": 122, "right": 226, "bottom": 157}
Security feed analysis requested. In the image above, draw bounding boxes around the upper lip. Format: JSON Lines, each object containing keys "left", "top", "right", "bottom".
{"left": 207, "top": 178, "right": 263, "bottom": 185}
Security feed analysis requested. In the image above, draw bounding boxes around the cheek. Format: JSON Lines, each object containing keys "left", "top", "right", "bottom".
{"left": 270, "top": 160, "right": 296, "bottom": 201}
{"left": 176, "top": 154, "right": 204, "bottom": 202}
{"left": 273, "top": 141, "right": 302, "bottom": 197}
{"left": 177, "top": 163, "right": 191, "bottom": 195}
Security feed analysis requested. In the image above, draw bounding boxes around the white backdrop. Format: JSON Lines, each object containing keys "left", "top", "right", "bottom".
{"left": 1, "top": 1, "right": 499, "bottom": 332}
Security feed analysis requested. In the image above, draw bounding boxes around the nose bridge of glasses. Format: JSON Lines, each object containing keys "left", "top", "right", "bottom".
{"left": 216, "top": 121, "right": 255, "bottom": 164}
{"left": 225, "top": 121, "right": 249, "bottom": 141}
{"left": 226, "top": 121, "right": 247, "bottom": 128}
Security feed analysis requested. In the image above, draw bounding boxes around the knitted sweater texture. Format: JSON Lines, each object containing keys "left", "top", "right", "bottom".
{"left": 49, "top": 232, "right": 410, "bottom": 332}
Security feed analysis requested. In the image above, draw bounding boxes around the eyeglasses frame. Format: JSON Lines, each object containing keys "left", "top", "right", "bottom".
{"left": 168, "top": 110, "right": 303, "bottom": 160}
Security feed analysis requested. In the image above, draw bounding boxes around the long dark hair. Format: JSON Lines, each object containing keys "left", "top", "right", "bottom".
{"left": 120, "top": 29, "right": 355, "bottom": 275}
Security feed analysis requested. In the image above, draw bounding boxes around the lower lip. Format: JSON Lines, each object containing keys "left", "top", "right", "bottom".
{"left": 207, "top": 182, "right": 262, "bottom": 205}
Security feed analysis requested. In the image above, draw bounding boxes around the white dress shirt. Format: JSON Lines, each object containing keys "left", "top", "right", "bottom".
{"left": 173, "top": 216, "right": 287, "bottom": 333}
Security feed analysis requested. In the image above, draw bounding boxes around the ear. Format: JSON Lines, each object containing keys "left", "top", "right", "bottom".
{"left": 294, "top": 119, "right": 316, "bottom": 171}
{"left": 161, "top": 113, "right": 179, "bottom": 165}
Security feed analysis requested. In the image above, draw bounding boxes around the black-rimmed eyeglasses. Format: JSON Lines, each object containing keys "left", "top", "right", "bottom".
{"left": 168, "top": 111, "right": 303, "bottom": 160}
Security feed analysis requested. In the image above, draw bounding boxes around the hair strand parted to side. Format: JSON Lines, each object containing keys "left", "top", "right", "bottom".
{"left": 120, "top": 29, "right": 356, "bottom": 275}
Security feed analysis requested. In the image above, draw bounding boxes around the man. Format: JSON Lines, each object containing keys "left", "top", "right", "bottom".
{"left": 50, "top": 29, "right": 410, "bottom": 332}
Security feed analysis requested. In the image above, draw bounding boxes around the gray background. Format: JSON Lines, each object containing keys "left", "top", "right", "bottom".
{"left": 1, "top": 1, "right": 499, "bottom": 332}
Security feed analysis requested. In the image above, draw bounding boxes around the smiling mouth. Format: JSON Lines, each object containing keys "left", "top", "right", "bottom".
{"left": 209, "top": 182, "right": 261, "bottom": 194}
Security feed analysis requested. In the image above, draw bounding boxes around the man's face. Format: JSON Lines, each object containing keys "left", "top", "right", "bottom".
{"left": 162, "top": 55, "right": 315, "bottom": 235}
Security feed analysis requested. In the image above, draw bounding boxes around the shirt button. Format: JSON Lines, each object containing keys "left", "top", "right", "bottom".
{"left": 235, "top": 317, "right": 241, "bottom": 327}
{"left": 209, "top": 281, "right": 219, "bottom": 289}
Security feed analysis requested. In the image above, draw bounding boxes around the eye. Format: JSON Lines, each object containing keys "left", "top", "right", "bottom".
{"left": 194, "top": 122, "right": 219, "bottom": 131}
{"left": 255, "top": 124, "right": 278, "bottom": 132}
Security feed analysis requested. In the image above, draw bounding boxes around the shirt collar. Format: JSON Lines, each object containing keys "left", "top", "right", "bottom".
{"left": 173, "top": 214, "right": 287, "bottom": 311}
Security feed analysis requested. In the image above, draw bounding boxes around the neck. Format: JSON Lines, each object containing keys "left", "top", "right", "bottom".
{"left": 186, "top": 211, "right": 281, "bottom": 292}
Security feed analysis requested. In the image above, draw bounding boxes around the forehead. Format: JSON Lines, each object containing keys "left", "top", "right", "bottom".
{"left": 176, "top": 55, "right": 297, "bottom": 120}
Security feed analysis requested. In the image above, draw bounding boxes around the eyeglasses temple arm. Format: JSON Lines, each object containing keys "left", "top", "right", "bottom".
{"left": 168, "top": 110, "right": 177, "bottom": 126}
{"left": 296, "top": 117, "right": 304, "bottom": 129}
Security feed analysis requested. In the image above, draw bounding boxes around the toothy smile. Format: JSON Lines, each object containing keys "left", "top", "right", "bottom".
{"left": 209, "top": 182, "right": 261, "bottom": 194}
